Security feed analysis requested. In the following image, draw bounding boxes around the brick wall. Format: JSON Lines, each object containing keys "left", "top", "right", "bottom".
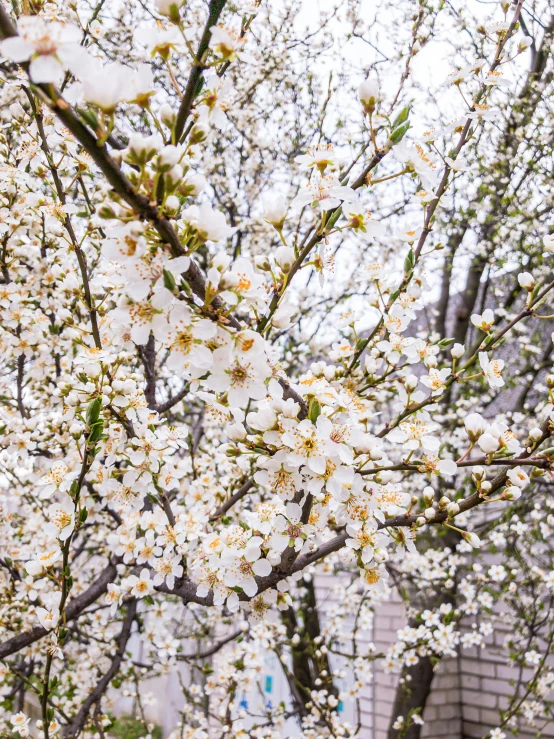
{"left": 372, "top": 591, "right": 405, "bottom": 739}
{"left": 367, "top": 589, "right": 554, "bottom": 739}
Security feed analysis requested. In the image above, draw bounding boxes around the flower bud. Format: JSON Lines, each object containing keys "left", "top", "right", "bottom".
{"left": 189, "top": 122, "right": 209, "bottom": 144}
{"left": 227, "top": 422, "right": 246, "bottom": 441}
{"left": 212, "top": 253, "right": 232, "bottom": 272}
{"left": 155, "top": 0, "right": 185, "bottom": 21}
{"left": 465, "top": 413, "right": 486, "bottom": 441}
{"left": 518, "top": 36, "right": 533, "bottom": 51}
{"left": 9, "top": 102, "right": 25, "bottom": 119}
{"left": 446, "top": 501, "right": 460, "bottom": 516}
{"left": 267, "top": 550, "right": 282, "bottom": 566}
{"left": 254, "top": 255, "right": 271, "bottom": 271}
{"left": 262, "top": 192, "right": 288, "bottom": 230}
{"left": 451, "top": 343, "right": 465, "bottom": 358}
{"left": 84, "top": 362, "right": 101, "bottom": 378}
{"left": 463, "top": 531, "right": 481, "bottom": 548}
{"left": 472, "top": 465, "right": 485, "bottom": 480}
{"left": 544, "top": 234, "right": 554, "bottom": 254}
{"left": 374, "top": 547, "right": 388, "bottom": 563}
{"left": 275, "top": 245, "right": 295, "bottom": 273}
{"left": 166, "top": 164, "right": 184, "bottom": 187}
{"left": 156, "top": 145, "right": 181, "bottom": 170}
{"left": 423, "top": 486, "right": 434, "bottom": 503}
{"left": 358, "top": 78, "right": 380, "bottom": 114}
{"left": 404, "top": 374, "right": 418, "bottom": 391}
{"left": 478, "top": 433, "right": 500, "bottom": 454}
{"left": 503, "top": 486, "right": 521, "bottom": 501}
{"left": 160, "top": 104, "right": 176, "bottom": 128}
{"left": 125, "top": 133, "right": 161, "bottom": 165}
{"left": 165, "top": 195, "right": 180, "bottom": 215}
{"left": 358, "top": 77, "right": 380, "bottom": 113}
{"left": 518, "top": 271, "right": 534, "bottom": 290}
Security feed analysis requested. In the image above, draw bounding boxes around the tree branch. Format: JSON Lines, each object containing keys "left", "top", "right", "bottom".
{"left": 0, "top": 561, "right": 118, "bottom": 660}
{"left": 62, "top": 598, "right": 137, "bottom": 738}
{"left": 173, "top": 0, "right": 228, "bottom": 144}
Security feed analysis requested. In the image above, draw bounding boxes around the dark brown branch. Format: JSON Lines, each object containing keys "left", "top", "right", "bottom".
{"left": 176, "top": 629, "right": 242, "bottom": 660}
{"left": 16, "top": 353, "right": 26, "bottom": 418}
{"left": 0, "top": 561, "right": 118, "bottom": 660}
{"left": 138, "top": 334, "right": 157, "bottom": 409}
{"left": 210, "top": 479, "right": 254, "bottom": 520}
{"left": 154, "top": 382, "right": 190, "bottom": 413}
{"left": 62, "top": 599, "right": 137, "bottom": 738}
{"left": 173, "top": 0, "right": 228, "bottom": 144}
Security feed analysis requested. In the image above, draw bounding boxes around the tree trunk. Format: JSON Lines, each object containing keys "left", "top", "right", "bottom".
{"left": 387, "top": 652, "right": 435, "bottom": 739}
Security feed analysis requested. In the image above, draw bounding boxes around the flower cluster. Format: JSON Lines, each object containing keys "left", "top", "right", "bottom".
{"left": 0, "top": 0, "right": 552, "bottom": 737}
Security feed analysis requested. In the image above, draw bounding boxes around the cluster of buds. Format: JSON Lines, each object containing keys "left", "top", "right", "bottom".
{"left": 472, "top": 465, "right": 492, "bottom": 496}
{"left": 117, "top": 134, "right": 206, "bottom": 217}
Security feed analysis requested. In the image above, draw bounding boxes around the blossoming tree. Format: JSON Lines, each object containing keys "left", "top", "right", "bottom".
{"left": 0, "top": 0, "right": 554, "bottom": 737}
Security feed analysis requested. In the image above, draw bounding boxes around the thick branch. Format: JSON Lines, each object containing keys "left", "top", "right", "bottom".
{"left": 0, "top": 562, "right": 118, "bottom": 660}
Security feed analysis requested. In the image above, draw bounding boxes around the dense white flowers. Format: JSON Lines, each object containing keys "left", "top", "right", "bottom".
{"left": 0, "top": 2, "right": 551, "bottom": 738}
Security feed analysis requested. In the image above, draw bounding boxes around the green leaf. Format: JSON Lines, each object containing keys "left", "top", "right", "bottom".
{"left": 308, "top": 398, "right": 321, "bottom": 423}
{"left": 88, "top": 420, "right": 104, "bottom": 443}
{"left": 389, "top": 121, "right": 410, "bottom": 144}
{"left": 392, "top": 106, "right": 410, "bottom": 128}
{"left": 403, "top": 248, "right": 415, "bottom": 275}
{"left": 180, "top": 278, "right": 193, "bottom": 297}
{"left": 163, "top": 268, "right": 176, "bottom": 292}
{"left": 76, "top": 106, "right": 100, "bottom": 131}
{"left": 86, "top": 397, "right": 102, "bottom": 426}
